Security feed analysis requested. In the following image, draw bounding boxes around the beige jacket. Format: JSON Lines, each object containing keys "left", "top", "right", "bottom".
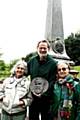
{"left": 0, "top": 76, "right": 32, "bottom": 114}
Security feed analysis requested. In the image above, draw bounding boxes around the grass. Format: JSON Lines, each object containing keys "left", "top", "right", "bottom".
{"left": 72, "top": 66, "right": 80, "bottom": 78}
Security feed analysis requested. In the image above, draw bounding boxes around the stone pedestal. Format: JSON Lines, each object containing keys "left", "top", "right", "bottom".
{"left": 45, "top": 0, "right": 73, "bottom": 64}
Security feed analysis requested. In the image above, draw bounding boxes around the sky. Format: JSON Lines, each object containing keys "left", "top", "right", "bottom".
{"left": 0, "top": 0, "right": 80, "bottom": 63}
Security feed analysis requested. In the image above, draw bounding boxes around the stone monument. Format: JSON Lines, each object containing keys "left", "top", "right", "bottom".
{"left": 45, "top": 0, "right": 73, "bottom": 63}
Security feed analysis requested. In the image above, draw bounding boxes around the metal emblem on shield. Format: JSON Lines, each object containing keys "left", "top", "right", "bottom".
{"left": 30, "top": 77, "right": 49, "bottom": 97}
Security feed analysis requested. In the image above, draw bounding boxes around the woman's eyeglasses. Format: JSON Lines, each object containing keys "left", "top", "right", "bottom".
{"left": 58, "top": 67, "right": 68, "bottom": 72}
{"left": 17, "top": 67, "right": 24, "bottom": 70}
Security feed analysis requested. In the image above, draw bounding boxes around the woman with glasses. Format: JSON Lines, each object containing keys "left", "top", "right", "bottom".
{"left": 0, "top": 60, "right": 32, "bottom": 120}
{"left": 50, "top": 62, "right": 78, "bottom": 120}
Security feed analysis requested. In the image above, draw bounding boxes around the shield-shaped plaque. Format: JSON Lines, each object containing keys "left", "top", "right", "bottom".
{"left": 30, "top": 77, "right": 49, "bottom": 97}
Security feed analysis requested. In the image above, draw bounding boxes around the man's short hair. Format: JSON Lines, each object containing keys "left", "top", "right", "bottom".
{"left": 37, "top": 40, "right": 50, "bottom": 49}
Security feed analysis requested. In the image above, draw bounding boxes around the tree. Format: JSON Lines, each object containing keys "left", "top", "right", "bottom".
{"left": 0, "top": 50, "right": 19, "bottom": 80}
{"left": 23, "top": 52, "right": 37, "bottom": 62}
{"left": 65, "top": 33, "right": 80, "bottom": 65}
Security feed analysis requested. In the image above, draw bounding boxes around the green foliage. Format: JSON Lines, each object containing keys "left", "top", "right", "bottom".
{"left": 73, "top": 66, "right": 80, "bottom": 78}
{"left": 23, "top": 52, "right": 37, "bottom": 62}
{"left": 0, "top": 60, "right": 5, "bottom": 71}
{"left": 9, "top": 59, "right": 19, "bottom": 69}
{"left": 65, "top": 33, "right": 80, "bottom": 65}
{"left": 0, "top": 60, "right": 10, "bottom": 80}
{"left": 0, "top": 59, "right": 19, "bottom": 80}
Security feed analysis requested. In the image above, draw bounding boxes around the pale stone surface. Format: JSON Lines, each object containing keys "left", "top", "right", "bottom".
{"left": 45, "top": 0, "right": 72, "bottom": 63}
{"left": 45, "top": 0, "right": 64, "bottom": 41}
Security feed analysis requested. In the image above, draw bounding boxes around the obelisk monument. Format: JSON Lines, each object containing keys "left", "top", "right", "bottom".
{"left": 45, "top": 0, "right": 70, "bottom": 61}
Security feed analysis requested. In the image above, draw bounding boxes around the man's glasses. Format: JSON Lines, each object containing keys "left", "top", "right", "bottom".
{"left": 58, "top": 67, "right": 68, "bottom": 72}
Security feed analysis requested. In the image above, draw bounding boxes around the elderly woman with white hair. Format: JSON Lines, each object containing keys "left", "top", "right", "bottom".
{"left": 0, "top": 60, "right": 32, "bottom": 120}
{"left": 50, "top": 62, "right": 78, "bottom": 120}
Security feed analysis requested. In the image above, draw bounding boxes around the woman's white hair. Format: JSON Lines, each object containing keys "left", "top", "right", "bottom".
{"left": 11, "top": 60, "right": 27, "bottom": 75}
{"left": 57, "top": 61, "right": 70, "bottom": 70}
